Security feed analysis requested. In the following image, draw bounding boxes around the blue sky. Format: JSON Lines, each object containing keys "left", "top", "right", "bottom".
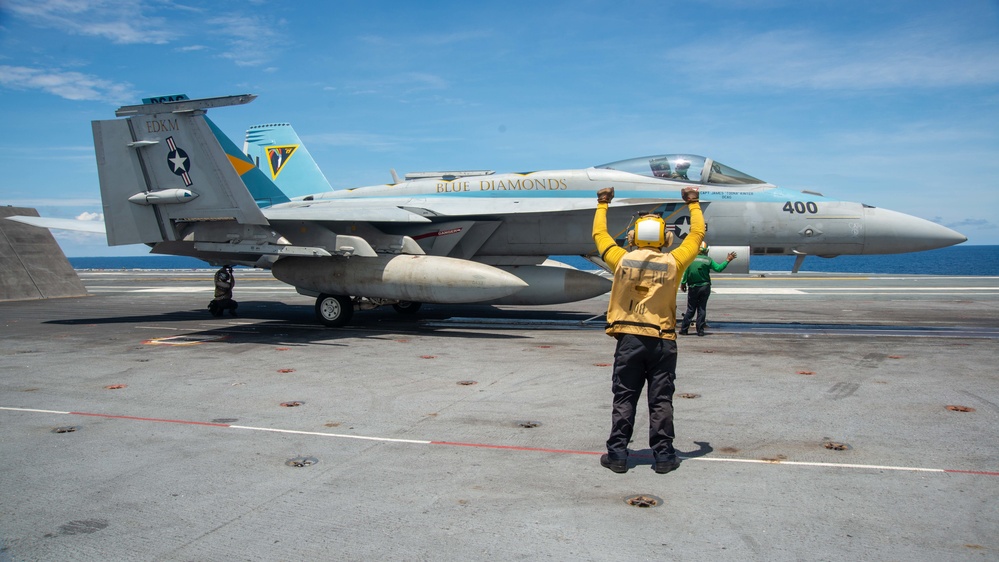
{"left": 1, "top": 0, "right": 997, "bottom": 256}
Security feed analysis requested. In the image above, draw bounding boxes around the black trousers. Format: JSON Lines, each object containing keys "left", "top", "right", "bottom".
{"left": 680, "top": 283, "right": 711, "bottom": 333}
{"left": 209, "top": 298, "right": 238, "bottom": 317}
{"left": 606, "top": 334, "right": 677, "bottom": 460}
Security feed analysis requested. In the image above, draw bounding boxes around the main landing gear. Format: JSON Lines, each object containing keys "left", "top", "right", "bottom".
{"left": 315, "top": 294, "right": 353, "bottom": 327}
{"left": 391, "top": 301, "right": 422, "bottom": 315}
{"left": 313, "top": 294, "right": 423, "bottom": 327}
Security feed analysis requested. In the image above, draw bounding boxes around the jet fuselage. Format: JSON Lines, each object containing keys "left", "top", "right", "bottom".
{"left": 274, "top": 164, "right": 963, "bottom": 261}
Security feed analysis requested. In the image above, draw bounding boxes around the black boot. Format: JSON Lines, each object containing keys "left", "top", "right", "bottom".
{"left": 653, "top": 454, "right": 681, "bottom": 474}
{"left": 600, "top": 454, "right": 628, "bottom": 473}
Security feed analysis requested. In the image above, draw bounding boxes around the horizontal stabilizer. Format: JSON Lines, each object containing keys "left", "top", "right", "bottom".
{"left": 115, "top": 94, "right": 256, "bottom": 116}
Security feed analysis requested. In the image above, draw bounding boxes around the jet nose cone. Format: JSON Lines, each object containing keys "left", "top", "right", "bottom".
{"left": 863, "top": 207, "right": 967, "bottom": 254}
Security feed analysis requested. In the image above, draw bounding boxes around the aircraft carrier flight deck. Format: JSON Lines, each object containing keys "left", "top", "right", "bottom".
{"left": 1, "top": 270, "right": 996, "bottom": 560}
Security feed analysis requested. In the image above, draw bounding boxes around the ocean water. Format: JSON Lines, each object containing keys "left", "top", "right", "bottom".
{"left": 70, "top": 256, "right": 211, "bottom": 270}
{"left": 732, "top": 245, "right": 999, "bottom": 276}
{"left": 69, "top": 245, "right": 999, "bottom": 276}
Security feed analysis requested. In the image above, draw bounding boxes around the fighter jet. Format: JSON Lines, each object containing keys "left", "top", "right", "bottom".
{"left": 8, "top": 94, "right": 966, "bottom": 326}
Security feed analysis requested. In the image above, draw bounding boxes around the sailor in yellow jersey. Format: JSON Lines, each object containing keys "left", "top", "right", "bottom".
{"left": 592, "top": 185, "right": 704, "bottom": 474}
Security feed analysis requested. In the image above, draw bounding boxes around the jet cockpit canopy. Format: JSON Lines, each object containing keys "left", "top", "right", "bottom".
{"left": 596, "top": 154, "right": 765, "bottom": 185}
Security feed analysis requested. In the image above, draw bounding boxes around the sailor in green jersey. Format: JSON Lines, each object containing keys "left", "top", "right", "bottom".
{"left": 679, "top": 243, "right": 736, "bottom": 336}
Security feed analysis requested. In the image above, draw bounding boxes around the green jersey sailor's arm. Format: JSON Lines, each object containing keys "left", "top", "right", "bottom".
{"left": 710, "top": 257, "right": 730, "bottom": 272}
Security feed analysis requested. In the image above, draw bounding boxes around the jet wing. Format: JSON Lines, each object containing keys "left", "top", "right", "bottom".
{"left": 284, "top": 195, "right": 677, "bottom": 221}
{"left": 263, "top": 205, "right": 431, "bottom": 223}
{"left": 5, "top": 216, "right": 107, "bottom": 234}
{"left": 7, "top": 197, "right": 674, "bottom": 234}
{"left": 415, "top": 196, "right": 682, "bottom": 215}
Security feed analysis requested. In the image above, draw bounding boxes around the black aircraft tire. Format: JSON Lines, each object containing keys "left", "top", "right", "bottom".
{"left": 392, "top": 301, "right": 422, "bottom": 315}
{"left": 315, "top": 294, "right": 353, "bottom": 327}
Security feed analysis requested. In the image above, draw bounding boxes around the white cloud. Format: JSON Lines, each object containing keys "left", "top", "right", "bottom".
{"left": 359, "top": 30, "right": 488, "bottom": 48}
{"left": 0, "top": 144, "right": 97, "bottom": 162}
{"left": 303, "top": 130, "right": 463, "bottom": 152}
{"left": 303, "top": 132, "right": 405, "bottom": 151}
{"left": 7, "top": 1, "right": 286, "bottom": 67}
{"left": 207, "top": 13, "right": 282, "bottom": 67}
{"left": 76, "top": 212, "right": 104, "bottom": 221}
{"left": 4, "top": 198, "right": 101, "bottom": 206}
{"left": 942, "top": 218, "right": 997, "bottom": 232}
{"left": 345, "top": 73, "right": 451, "bottom": 98}
{"left": 665, "top": 24, "right": 999, "bottom": 91}
{"left": 6, "top": 0, "right": 173, "bottom": 44}
{"left": 0, "top": 65, "right": 135, "bottom": 102}
{"left": 399, "top": 72, "right": 449, "bottom": 91}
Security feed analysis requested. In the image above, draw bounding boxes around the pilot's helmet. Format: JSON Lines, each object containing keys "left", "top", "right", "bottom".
{"left": 699, "top": 241, "right": 710, "bottom": 255}
{"left": 634, "top": 214, "right": 674, "bottom": 248}
{"left": 675, "top": 160, "right": 691, "bottom": 172}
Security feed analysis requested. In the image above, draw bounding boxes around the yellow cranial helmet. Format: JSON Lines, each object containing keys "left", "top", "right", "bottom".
{"left": 633, "top": 214, "right": 674, "bottom": 248}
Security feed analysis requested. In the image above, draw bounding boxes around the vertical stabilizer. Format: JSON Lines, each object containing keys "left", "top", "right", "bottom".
{"left": 244, "top": 123, "right": 333, "bottom": 197}
{"left": 92, "top": 94, "right": 268, "bottom": 246}
{"left": 206, "top": 117, "right": 290, "bottom": 208}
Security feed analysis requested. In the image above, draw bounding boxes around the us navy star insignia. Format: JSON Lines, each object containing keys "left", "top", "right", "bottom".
{"left": 673, "top": 216, "right": 691, "bottom": 239}
{"left": 165, "top": 136, "right": 193, "bottom": 186}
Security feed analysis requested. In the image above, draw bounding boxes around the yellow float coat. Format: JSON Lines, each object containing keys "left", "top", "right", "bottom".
{"left": 592, "top": 202, "right": 705, "bottom": 340}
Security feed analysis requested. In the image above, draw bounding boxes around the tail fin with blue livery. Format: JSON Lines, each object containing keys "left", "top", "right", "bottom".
{"left": 243, "top": 123, "right": 333, "bottom": 198}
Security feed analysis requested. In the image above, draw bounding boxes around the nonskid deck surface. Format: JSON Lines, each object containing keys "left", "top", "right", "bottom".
{"left": 1, "top": 271, "right": 996, "bottom": 560}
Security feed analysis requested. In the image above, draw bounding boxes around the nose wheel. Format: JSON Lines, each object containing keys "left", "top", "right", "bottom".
{"left": 315, "top": 294, "right": 353, "bottom": 327}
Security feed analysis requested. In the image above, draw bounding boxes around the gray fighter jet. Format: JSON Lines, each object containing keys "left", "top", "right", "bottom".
{"left": 9, "top": 94, "right": 966, "bottom": 326}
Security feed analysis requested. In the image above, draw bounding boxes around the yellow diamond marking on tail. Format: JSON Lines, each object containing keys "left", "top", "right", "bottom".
{"left": 226, "top": 154, "right": 256, "bottom": 176}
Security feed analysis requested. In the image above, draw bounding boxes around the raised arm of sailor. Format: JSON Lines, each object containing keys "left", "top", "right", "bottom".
{"left": 593, "top": 188, "right": 625, "bottom": 271}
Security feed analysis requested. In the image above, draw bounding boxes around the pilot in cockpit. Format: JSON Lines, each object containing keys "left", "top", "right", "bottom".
{"left": 649, "top": 157, "right": 691, "bottom": 180}
{"left": 673, "top": 160, "right": 691, "bottom": 180}
{"left": 649, "top": 158, "right": 672, "bottom": 178}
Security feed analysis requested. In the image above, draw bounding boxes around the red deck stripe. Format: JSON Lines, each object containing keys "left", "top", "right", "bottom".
{"left": 10, "top": 408, "right": 995, "bottom": 476}
{"left": 69, "top": 412, "right": 230, "bottom": 427}
{"left": 944, "top": 469, "right": 999, "bottom": 477}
